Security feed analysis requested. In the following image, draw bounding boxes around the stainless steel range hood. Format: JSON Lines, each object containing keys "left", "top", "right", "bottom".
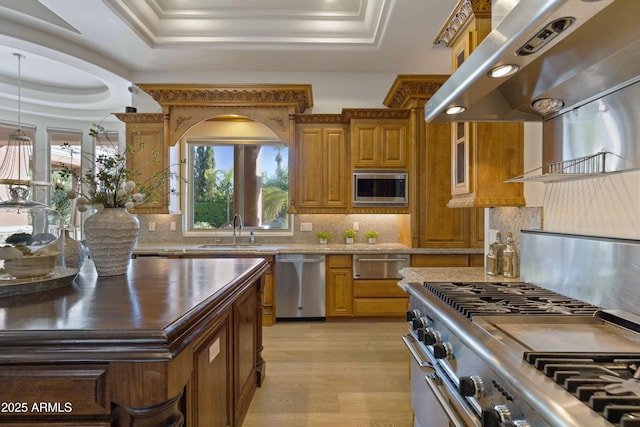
{"left": 424, "top": 0, "right": 640, "bottom": 122}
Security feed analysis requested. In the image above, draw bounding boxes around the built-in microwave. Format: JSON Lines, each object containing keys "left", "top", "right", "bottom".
{"left": 352, "top": 170, "right": 408, "bottom": 207}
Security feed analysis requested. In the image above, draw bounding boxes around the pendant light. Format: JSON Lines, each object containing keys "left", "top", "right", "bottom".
{"left": 0, "top": 53, "right": 34, "bottom": 205}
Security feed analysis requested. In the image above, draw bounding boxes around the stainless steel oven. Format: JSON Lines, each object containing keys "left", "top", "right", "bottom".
{"left": 352, "top": 170, "right": 408, "bottom": 207}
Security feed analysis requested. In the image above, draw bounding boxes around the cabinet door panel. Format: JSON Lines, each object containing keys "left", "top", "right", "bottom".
{"left": 326, "top": 264, "right": 352, "bottom": 316}
{"left": 298, "top": 129, "right": 324, "bottom": 208}
{"left": 194, "top": 317, "right": 231, "bottom": 427}
{"left": 351, "top": 123, "right": 379, "bottom": 167}
{"left": 234, "top": 285, "right": 258, "bottom": 426}
{"left": 380, "top": 124, "right": 407, "bottom": 168}
{"left": 323, "top": 128, "right": 348, "bottom": 207}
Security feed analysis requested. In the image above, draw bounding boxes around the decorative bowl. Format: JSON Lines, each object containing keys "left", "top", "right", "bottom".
{"left": 3, "top": 254, "right": 57, "bottom": 279}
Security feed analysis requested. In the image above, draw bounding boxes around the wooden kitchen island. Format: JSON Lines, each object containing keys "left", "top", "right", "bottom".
{"left": 0, "top": 257, "right": 269, "bottom": 427}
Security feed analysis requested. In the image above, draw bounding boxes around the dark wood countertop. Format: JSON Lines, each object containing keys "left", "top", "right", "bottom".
{"left": 0, "top": 257, "right": 269, "bottom": 363}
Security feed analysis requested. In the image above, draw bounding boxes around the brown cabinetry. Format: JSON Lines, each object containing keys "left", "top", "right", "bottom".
{"left": 296, "top": 124, "right": 349, "bottom": 211}
{"left": 410, "top": 254, "right": 482, "bottom": 267}
{"left": 191, "top": 310, "right": 232, "bottom": 427}
{"left": 326, "top": 255, "right": 353, "bottom": 316}
{"left": 440, "top": 2, "right": 525, "bottom": 208}
{"left": 115, "top": 113, "right": 169, "bottom": 214}
{"left": 350, "top": 119, "right": 408, "bottom": 169}
{"left": 352, "top": 279, "right": 408, "bottom": 317}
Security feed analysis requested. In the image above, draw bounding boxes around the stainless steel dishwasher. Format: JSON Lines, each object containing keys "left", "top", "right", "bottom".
{"left": 275, "top": 254, "right": 326, "bottom": 320}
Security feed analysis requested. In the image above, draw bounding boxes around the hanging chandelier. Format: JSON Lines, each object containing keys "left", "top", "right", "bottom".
{"left": 0, "top": 53, "right": 33, "bottom": 204}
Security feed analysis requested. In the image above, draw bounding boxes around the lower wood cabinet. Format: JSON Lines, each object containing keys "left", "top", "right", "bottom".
{"left": 352, "top": 279, "right": 408, "bottom": 316}
{"left": 326, "top": 255, "right": 353, "bottom": 316}
{"left": 326, "top": 255, "right": 407, "bottom": 318}
{"left": 191, "top": 309, "right": 232, "bottom": 427}
{"left": 410, "top": 254, "right": 483, "bottom": 267}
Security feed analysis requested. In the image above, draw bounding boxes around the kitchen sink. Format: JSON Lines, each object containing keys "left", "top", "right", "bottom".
{"left": 197, "top": 243, "right": 261, "bottom": 249}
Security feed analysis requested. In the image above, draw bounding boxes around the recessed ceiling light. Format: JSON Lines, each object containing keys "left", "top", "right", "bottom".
{"left": 488, "top": 64, "right": 520, "bottom": 78}
{"left": 531, "top": 98, "right": 564, "bottom": 114}
{"left": 446, "top": 106, "right": 466, "bottom": 115}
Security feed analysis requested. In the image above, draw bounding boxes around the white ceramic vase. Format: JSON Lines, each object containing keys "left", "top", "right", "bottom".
{"left": 84, "top": 208, "right": 139, "bottom": 276}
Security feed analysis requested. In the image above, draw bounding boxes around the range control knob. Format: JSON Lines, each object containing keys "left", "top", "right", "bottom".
{"left": 432, "top": 342, "right": 453, "bottom": 359}
{"left": 406, "top": 310, "right": 420, "bottom": 322}
{"left": 500, "top": 421, "right": 531, "bottom": 427}
{"left": 412, "top": 316, "right": 429, "bottom": 331}
{"left": 459, "top": 375, "right": 484, "bottom": 398}
{"left": 482, "top": 405, "right": 512, "bottom": 427}
{"left": 422, "top": 328, "right": 441, "bottom": 345}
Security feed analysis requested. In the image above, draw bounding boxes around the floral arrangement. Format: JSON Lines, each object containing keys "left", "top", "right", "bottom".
{"left": 56, "top": 124, "right": 180, "bottom": 212}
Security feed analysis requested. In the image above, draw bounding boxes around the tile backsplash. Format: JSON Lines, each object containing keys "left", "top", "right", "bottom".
{"left": 136, "top": 213, "right": 402, "bottom": 245}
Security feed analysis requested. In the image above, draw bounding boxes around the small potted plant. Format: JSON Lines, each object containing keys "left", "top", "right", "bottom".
{"left": 343, "top": 229, "right": 357, "bottom": 244}
{"left": 316, "top": 231, "right": 331, "bottom": 245}
{"left": 365, "top": 230, "right": 379, "bottom": 244}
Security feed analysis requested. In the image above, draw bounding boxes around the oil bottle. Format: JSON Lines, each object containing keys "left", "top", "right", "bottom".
{"left": 503, "top": 232, "right": 519, "bottom": 278}
{"left": 491, "top": 231, "right": 505, "bottom": 274}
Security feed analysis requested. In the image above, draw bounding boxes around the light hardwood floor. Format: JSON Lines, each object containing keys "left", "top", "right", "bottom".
{"left": 243, "top": 319, "right": 413, "bottom": 427}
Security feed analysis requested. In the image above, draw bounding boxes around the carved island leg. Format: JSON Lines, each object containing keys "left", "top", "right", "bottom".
{"left": 112, "top": 390, "right": 184, "bottom": 427}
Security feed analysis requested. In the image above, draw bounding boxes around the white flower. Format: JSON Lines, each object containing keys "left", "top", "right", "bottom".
{"left": 132, "top": 192, "right": 144, "bottom": 203}
{"left": 117, "top": 188, "right": 128, "bottom": 198}
{"left": 66, "top": 190, "right": 77, "bottom": 199}
{"left": 124, "top": 201, "right": 135, "bottom": 210}
{"left": 124, "top": 181, "right": 136, "bottom": 192}
{"left": 77, "top": 196, "right": 89, "bottom": 205}
{"left": 77, "top": 204, "right": 88, "bottom": 212}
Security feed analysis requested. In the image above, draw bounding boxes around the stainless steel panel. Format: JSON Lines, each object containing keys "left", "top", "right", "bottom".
{"left": 353, "top": 254, "right": 409, "bottom": 279}
{"left": 543, "top": 79, "right": 640, "bottom": 173}
{"left": 521, "top": 231, "right": 640, "bottom": 314}
{"left": 275, "top": 254, "right": 326, "bottom": 319}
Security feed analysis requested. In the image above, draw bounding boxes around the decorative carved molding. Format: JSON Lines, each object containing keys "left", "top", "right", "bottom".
{"left": 434, "top": 0, "right": 492, "bottom": 47}
{"left": 294, "top": 114, "right": 348, "bottom": 124}
{"left": 136, "top": 84, "right": 313, "bottom": 114}
{"left": 383, "top": 75, "right": 450, "bottom": 109}
{"left": 113, "top": 113, "right": 164, "bottom": 123}
{"left": 342, "top": 108, "right": 410, "bottom": 120}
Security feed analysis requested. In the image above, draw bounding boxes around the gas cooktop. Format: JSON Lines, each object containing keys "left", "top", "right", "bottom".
{"left": 423, "top": 281, "right": 600, "bottom": 319}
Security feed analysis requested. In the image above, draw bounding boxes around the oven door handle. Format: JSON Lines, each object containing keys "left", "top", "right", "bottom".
{"left": 402, "top": 334, "right": 435, "bottom": 372}
{"left": 424, "top": 373, "right": 472, "bottom": 427}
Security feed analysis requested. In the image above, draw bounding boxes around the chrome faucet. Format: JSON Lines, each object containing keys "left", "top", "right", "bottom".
{"left": 232, "top": 214, "right": 243, "bottom": 244}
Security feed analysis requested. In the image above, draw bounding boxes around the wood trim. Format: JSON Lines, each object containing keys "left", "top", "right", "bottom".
{"left": 433, "top": 0, "right": 492, "bottom": 47}
{"left": 383, "top": 75, "right": 450, "bottom": 109}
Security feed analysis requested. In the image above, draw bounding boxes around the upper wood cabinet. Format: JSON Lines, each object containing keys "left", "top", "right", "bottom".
{"left": 295, "top": 123, "right": 349, "bottom": 212}
{"left": 115, "top": 113, "right": 169, "bottom": 214}
{"left": 436, "top": 0, "right": 525, "bottom": 208}
{"left": 350, "top": 119, "right": 408, "bottom": 169}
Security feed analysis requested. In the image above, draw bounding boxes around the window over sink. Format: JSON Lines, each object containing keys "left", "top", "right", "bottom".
{"left": 184, "top": 116, "right": 291, "bottom": 234}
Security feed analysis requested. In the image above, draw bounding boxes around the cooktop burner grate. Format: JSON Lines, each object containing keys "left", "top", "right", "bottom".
{"left": 423, "top": 282, "right": 600, "bottom": 319}
{"left": 526, "top": 353, "right": 640, "bottom": 426}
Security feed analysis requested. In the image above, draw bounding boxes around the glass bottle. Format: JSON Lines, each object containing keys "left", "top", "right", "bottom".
{"left": 486, "top": 244, "right": 498, "bottom": 276}
{"left": 491, "top": 231, "right": 505, "bottom": 274}
{"left": 503, "top": 232, "right": 519, "bottom": 278}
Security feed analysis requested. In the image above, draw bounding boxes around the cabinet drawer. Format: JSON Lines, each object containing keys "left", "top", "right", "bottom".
{"left": 328, "top": 255, "right": 352, "bottom": 269}
{"left": 410, "top": 254, "right": 470, "bottom": 267}
{"left": 353, "top": 298, "right": 408, "bottom": 316}
{"left": 0, "top": 365, "right": 110, "bottom": 416}
{"left": 353, "top": 279, "right": 406, "bottom": 297}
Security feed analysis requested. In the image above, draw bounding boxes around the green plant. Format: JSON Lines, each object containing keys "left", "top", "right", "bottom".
{"left": 316, "top": 231, "right": 332, "bottom": 240}
{"left": 365, "top": 230, "right": 379, "bottom": 239}
{"left": 343, "top": 229, "right": 358, "bottom": 239}
{"left": 58, "top": 123, "right": 183, "bottom": 211}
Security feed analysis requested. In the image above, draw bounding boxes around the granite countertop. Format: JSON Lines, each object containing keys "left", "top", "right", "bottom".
{"left": 399, "top": 266, "right": 524, "bottom": 284}
{"left": 133, "top": 242, "right": 484, "bottom": 256}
